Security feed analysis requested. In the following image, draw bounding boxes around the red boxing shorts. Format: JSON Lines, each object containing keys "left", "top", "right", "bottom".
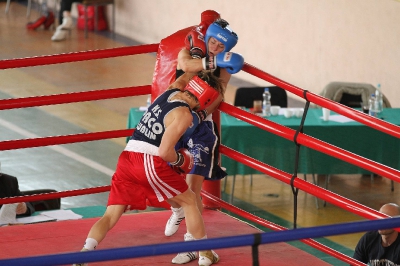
{"left": 107, "top": 151, "right": 188, "bottom": 210}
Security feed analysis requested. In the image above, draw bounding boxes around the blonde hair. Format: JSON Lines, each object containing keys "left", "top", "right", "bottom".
{"left": 197, "top": 70, "right": 224, "bottom": 95}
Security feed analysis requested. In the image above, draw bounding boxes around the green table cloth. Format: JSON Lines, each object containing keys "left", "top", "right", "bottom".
{"left": 128, "top": 108, "right": 400, "bottom": 176}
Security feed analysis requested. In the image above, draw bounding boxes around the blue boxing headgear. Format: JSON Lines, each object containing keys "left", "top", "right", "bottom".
{"left": 205, "top": 19, "right": 238, "bottom": 53}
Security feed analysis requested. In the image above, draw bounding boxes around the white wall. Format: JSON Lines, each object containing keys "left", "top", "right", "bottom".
{"left": 112, "top": 0, "right": 400, "bottom": 107}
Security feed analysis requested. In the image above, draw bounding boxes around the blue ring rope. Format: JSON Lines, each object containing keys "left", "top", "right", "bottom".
{"left": 1, "top": 217, "right": 399, "bottom": 266}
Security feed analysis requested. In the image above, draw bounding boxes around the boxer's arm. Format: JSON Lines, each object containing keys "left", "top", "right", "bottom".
{"left": 203, "top": 52, "right": 244, "bottom": 74}
{"left": 166, "top": 71, "right": 196, "bottom": 91}
{"left": 159, "top": 108, "right": 192, "bottom": 163}
{"left": 177, "top": 48, "right": 204, "bottom": 73}
{"left": 170, "top": 148, "right": 194, "bottom": 174}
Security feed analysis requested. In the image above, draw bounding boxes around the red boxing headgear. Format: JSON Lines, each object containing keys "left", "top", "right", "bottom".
{"left": 185, "top": 76, "right": 219, "bottom": 111}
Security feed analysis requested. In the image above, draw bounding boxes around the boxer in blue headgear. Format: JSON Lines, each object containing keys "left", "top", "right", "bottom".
{"left": 166, "top": 13, "right": 244, "bottom": 266}
{"left": 204, "top": 19, "right": 238, "bottom": 53}
{"left": 201, "top": 18, "right": 243, "bottom": 74}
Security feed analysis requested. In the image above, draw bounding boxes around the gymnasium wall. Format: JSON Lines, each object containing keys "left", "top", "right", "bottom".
{"left": 109, "top": 0, "right": 400, "bottom": 107}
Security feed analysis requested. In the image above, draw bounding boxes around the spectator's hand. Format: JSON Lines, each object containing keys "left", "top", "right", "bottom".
{"left": 16, "top": 202, "right": 27, "bottom": 215}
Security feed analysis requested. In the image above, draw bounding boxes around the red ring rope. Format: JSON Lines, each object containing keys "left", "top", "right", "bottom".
{"left": 0, "top": 85, "right": 151, "bottom": 110}
{"left": 0, "top": 186, "right": 110, "bottom": 205}
{"left": 219, "top": 102, "right": 400, "bottom": 183}
{"left": 1, "top": 46, "right": 397, "bottom": 265}
{"left": 242, "top": 63, "right": 400, "bottom": 139}
{"left": 0, "top": 44, "right": 159, "bottom": 69}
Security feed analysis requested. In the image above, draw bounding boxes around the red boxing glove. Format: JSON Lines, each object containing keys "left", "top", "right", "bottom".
{"left": 170, "top": 148, "right": 194, "bottom": 175}
{"left": 184, "top": 29, "right": 206, "bottom": 59}
{"left": 198, "top": 10, "right": 221, "bottom": 35}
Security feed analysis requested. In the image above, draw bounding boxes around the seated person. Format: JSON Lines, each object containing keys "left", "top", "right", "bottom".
{"left": 0, "top": 173, "right": 35, "bottom": 217}
{"left": 353, "top": 203, "right": 400, "bottom": 265}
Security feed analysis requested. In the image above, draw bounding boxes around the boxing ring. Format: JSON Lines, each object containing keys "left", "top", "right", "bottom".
{"left": 1, "top": 30, "right": 400, "bottom": 266}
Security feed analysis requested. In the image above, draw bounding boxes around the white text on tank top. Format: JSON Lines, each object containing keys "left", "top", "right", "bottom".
{"left": 132, "top": 89, "right": 189, "bottom": 147}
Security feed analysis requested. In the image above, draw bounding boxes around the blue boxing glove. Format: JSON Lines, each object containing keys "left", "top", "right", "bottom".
{"left": 181, "top": 110, "right": 208, "bottom": 140}
{"left": 202, "top": 52, "right": 244, "bottom": 74}
{"left": 215, "top": 52, "right": 244, "bottom": 74}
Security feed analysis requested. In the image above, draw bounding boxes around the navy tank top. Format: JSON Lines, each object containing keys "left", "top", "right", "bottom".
{"left": 130, "top": 89, "right": 190, "bottom": 147}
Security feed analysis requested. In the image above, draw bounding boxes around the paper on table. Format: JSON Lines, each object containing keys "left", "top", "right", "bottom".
{"left": 41, "top": 209, "right": 83, "bottom": 221}
{"left": 9, "top": 210, "right": 82, "bottom": 225}
{"left": 0, "top": 203, "right": 17, "bottom": 225}
{"left": 321, "top": 115, "right": 355, "bottom": 123}
{"left": 16, "top": 215, "right": 56, "bottom": 224}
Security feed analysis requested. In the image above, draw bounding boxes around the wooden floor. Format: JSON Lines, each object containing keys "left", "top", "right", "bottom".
{"left": 1, "top": 2, "right": 400, "bottom": 264}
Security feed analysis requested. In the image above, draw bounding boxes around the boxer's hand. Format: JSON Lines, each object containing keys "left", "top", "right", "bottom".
{"left": 170, "top": 148, "right": 194, "bottom": 174}
{"left": 202, "top": 54, "right": 216, "bottom": 71}
{"left": 215, "top": 52, "right": 244, "bottom": 74}
{"left": 202, "top": 52, "right": 244, "bottom": 74}
{"left": 185, "top": 29, "right": 206, "bottom": 59}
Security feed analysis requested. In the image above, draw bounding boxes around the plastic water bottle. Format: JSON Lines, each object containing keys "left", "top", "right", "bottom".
{"left": 262, "top": 88, "right": 271, "bottom": 116}
{"left": 375, "top": 84, "right": 383, "bottom": 113}
{"left": 146, "top": 95, "right": 151, "bottom": 109}
{"left": 368, "top": 93, "right": 377, "bottom": 117}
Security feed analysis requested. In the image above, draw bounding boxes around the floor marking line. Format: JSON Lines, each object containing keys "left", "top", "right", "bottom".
{"left": 0, "top": 118, "right": 115, "bottom": 176}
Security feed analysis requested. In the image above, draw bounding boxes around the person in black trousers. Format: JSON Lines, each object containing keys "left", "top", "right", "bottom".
{"left": 51, "top": 0, "right": 83, "bottom": 41}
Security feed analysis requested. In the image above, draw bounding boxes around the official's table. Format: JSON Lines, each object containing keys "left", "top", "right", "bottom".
{"left": 127, "top": 108, "right": 400, "bottom": 176}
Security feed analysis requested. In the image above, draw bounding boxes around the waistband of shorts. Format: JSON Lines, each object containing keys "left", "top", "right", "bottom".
{"left": 124, "top": 140, "right": 159, "bottom": 156}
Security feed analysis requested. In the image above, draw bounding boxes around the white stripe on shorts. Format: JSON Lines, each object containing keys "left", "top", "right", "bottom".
{"left": 144, "top": 154, "right": 181, "bottom": 202}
